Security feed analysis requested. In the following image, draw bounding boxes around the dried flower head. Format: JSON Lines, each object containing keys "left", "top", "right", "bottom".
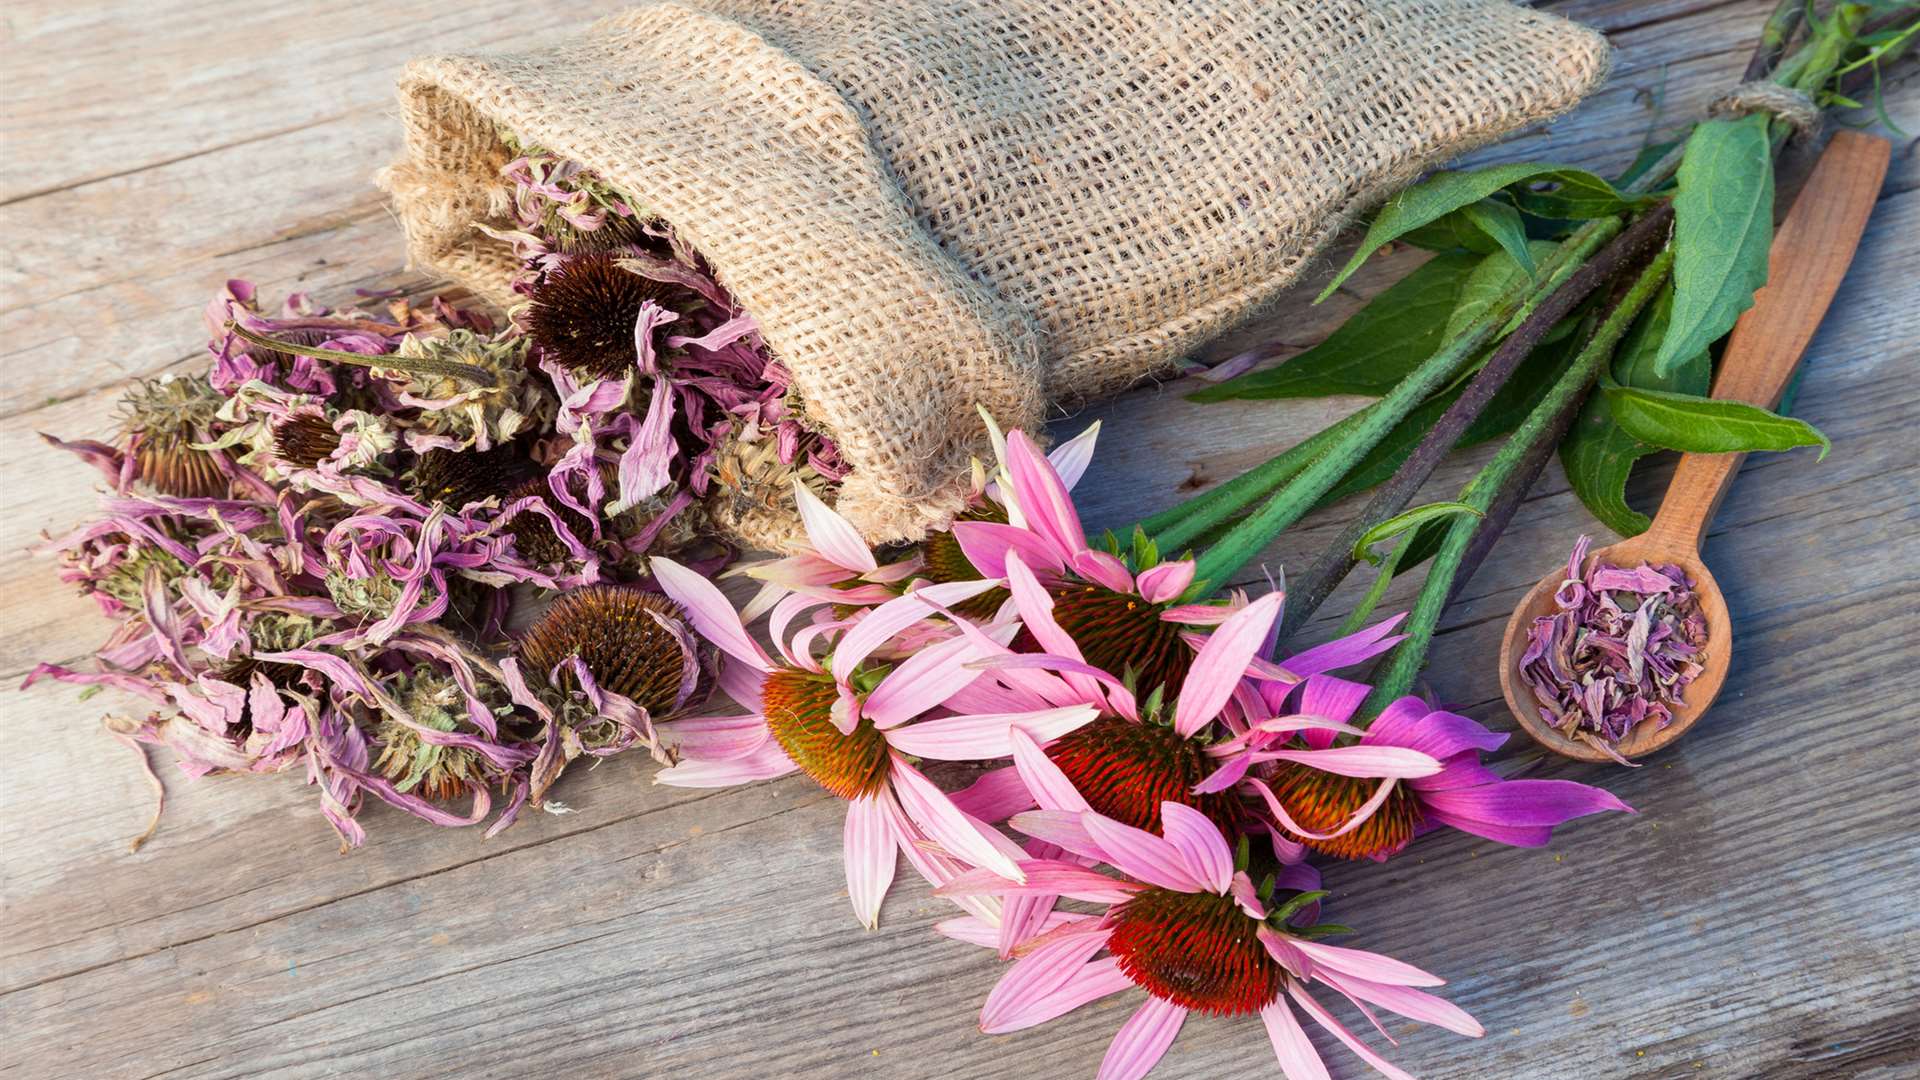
{"left": 517, "top": 585, "right": 697, "bottom": 718}
{"left": 524, "top": 253, "right": 689, "bottom": 379}
{"left": 406, "top": 444, "right": 534, "bottom": 511}
{"left": 373, "top": 666, "right": 511, "bottom": 802}
{"left": 705, "top": 434, "right": 836, "bottom": 546}
{"left": 118, "top": 375, "right": 230, "bottom": 498}
{"left": 270, "top": 414, "right": 341, "bottom": 469}
{"left": 504, "top": 475, "right": 594, "bottom": 565}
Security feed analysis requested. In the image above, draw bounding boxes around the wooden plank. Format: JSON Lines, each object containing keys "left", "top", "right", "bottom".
{"left": 2, "top": 1, "right": 1917, "bottom": 1077}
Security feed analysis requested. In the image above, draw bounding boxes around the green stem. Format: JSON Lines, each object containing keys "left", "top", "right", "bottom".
{"left": 1358, "top": 249, "right": 1675, "bottom": 715}
{"left": 1140, "top": 405, "right": 1373, "bottom": 551}
{"left": 224, "top": 322, "right": 498, "bottom": 388}
{"left": 1185, "top": 217, "right": 1621, "bottom": 595}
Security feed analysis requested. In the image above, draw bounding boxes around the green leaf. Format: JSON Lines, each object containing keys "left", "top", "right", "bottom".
{"left": 1317, "top": 164, "right": 1646, "bottom": 301}
{"left": 1267, "top": 890, "right": 1329, "bottom": 924}
{"left": 1399, "top": 206, "right": 1502, "bottom": 254}
{"left": 1508, "top": 170, "right": 1647, "bottom": 220}
{"left": 1352, "top": 502, "right": 1483, "bottom": 566}
{"left": 1319, "top": 333, "right": 1572, "bottom": 504}
{"left": 1443, "top": 241, "right": 1562, "bottom": 342}
{"left": 1560, "top": 285, "right": 1709, "bottom": 535}
{"left": 1462, "top": 199, "right": 1536, "bottom": 276}
{"left": 1190, "top": 252, "right": 1478, "bottom": 402}
{"left": 1656, "top": 114, "right": 1775, "bottom": 376}
{"left": 1604, "top": 385, "right": 1830, "bottom": 459}
{"left": 1614, "top": 137, "right": 1685, "bottom": 190}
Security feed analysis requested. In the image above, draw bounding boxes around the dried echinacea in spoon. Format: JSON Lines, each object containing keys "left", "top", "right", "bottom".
{"left": 1517, "top": 535, "right": 1708, "bottom": 764}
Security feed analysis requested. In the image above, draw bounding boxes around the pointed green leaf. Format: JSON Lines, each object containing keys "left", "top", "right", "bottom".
{"left": 1656, "top": 114, "right": 1775, "bottom": 375}
{"left": 1560, "top": 285, "right": 1709, "bottom": 536}
{"left": 1317, "top": 164, "right": 1645, "bottom": 301}
{"left": 1604, "top": 385, "right": 1829, "bottom": 459}
{"left": 1443, "top": 241, "right": 1562, "bottom": 342}
{"left": 1190, "top": 251, "right": 1478, "bottom": 402}
{"left": 1462, "top": 199, "right": 1537, "bottom": 276}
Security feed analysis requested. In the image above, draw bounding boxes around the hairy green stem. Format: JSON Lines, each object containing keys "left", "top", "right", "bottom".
{"left": 1184, "top": 217, "right": 1621, "bottom": 595}
{"left": 1358, "top": 250, "right": 1675, "bottom": 715}
{"left": 224, "top": 322, "right": 498, "bottom": 388}
{"left": 1139, "top": 405, "right": 1373, "bottom": 551}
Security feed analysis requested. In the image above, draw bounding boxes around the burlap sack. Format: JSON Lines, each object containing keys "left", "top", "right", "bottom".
{"left": 380, "top": 1, "right": 1608, "bottom": 549}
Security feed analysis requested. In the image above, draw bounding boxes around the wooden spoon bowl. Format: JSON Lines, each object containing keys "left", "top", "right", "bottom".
{"left": 1501, "top": 533, "right": 1731, "bottom": 762}
{"left": 1498, "top": 131, "right": 1890, "bottom": 764}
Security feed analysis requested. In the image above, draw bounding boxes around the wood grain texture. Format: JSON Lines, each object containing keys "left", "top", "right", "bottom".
{"left": 2, "top": 2, "right": 1917, "bottom": 1078}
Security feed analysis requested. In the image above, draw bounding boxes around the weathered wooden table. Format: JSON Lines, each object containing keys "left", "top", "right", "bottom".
{"left": 3, "top": 2, "right": 1915, "bottom": 1077}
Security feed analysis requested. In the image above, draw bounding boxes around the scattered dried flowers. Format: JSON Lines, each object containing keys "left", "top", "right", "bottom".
{"left": 30, "top": 140, "right": 1643, "bottom": 1080}
{"left": 1518, "top": 535, "right": 1707, "bottom": 762}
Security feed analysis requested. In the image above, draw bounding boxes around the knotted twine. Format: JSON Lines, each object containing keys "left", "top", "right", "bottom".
{"left": 1709, "top": 81, "right": 1823, "bottom": 137}
{"left": 380, "top": 1, "right": 1611, "bottom": 549}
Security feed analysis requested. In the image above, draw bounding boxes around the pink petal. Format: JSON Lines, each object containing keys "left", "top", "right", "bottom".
{"left": 650, "top": 557, "right": 770, "bottom": 671}
{"left": 1157, "top": 802, "right": 1233, "bottom": 893}
{"left": 1366, "top": 697, "right": 1507, "bottom": 760}
{"left": 1282, "top": 612, "right": 1408, "bottom": 676}
{"left": 844, "top": 793, "right": 899, "bottom": 929}
{"left": 936, "top": 861, "right": 1142, "bottom": 905}
{"left": 1259, "top": 927, "right": 1317, "bottom": 980}
{"left": 934, "top": 911, "right": 1079, "bottom": 949}
{"left": 949, "top": 765, "right": 1038, "bottom": 823}
{"left": 864, "top": 633, "right": 994, "bottom": 729}
{"left": 664, "top": 714, "right": 770, "bottom": 760}
{"left": 980, "top": 926, "right": 1112, "bottom": 1033}
{"left": 1287, "top": 982, "right": 1416, "bottom": 1080}
{"left": 1071, "top": 548, "right": 1137, "bottom": 594}
{"left": 1003, "top": 428, "right": 1089, "bottom": 560}
{"left": 1192, "top": 749, "right": 1255, "bottom": 795}
{"left": 1135, "top": 560, "right": 1197, "bottom": 605}
{"left": 1291, "top": 940, "right": 1445, "bottom": 988}
{"left": 1246, "top": 776, "right": 1400, "bottom": 843}
{"left": 1047, "top": 421, "right": 1102, "bottom": 491}
{"left": 1415, "top": 778, "right": 1632, "bottom": 828}
{"left": 1083, "top": 813, "right": 1206, "bottom": 892}
{"left": 1294, "top": 674, "right": 1373, "bottom": 748}
{"left": 998, "top": 956, "right": 1135, "bottom": 1033}
{"left": 1010, "top": 726, "right": 1092, "bottom": 812}
{"left": 1008, "top": 810, "right": 1109, "bottom": 864}
{"left": 1261, "top": 1000, "right": 1333, "bottom": 1080}
{"left": 1254, "top": 745, "right": 1442, "bottom": 779}
{"left": 654, "top": 741, "right": 795, "bottom": 787}
{"left": 953, "top": 520, "right": 1067, "bottom": 580}
{"left": 1316, "top": 970, "right": 1484, "bottom": 1038}
{"left": 1173, "top": 590, "right": 1285, "bottom": 737}
{"left": 890, "top": 753, "right": 1024, "bottom": 882}
{"left": 885, "top": 705, "right": 1100, "bottom": 761}
{"left": 1097, "top": 996, "right": 1187, "bottom": 1080}
{"left": 792, "top": 480, "right": 878, "bottom": 574}
{"left": 831, "top": 580, "right": 999, "bottom": 682}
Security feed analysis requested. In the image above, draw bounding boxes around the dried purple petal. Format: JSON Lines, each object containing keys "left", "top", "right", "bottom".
{"left": 1518, "top": 535, "right": 1707, "bottom": 752}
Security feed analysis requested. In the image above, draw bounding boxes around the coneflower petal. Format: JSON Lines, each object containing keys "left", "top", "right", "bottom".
{"left": 1260, "top": 1000, "right": 1333, "bottom": 1080}
{"left": 1082, "top": 812, "right": 1206, "bottom": 893}
{"left": 844, "top": 793, "right": 899, "bottom": 930}
{"left": 1097, "top": 996, "right": 1187, "bottom": 1080}
{"left": 883, "top": 705, "right": 1099, "bottom": 761}
{"left": 1157, "top": 802, "right": 1234, "bottom": 893}
{"left": 792, "top": 479, "right": 877, "bottom": 574}
{"left": 890, "top": 753, "right": 1025, "bottom": 884}
{"left": 650, "top": 556, "right": 771, "bottom": 671}
{"left": 1008, "top": 726, "right": 1093, "bottom": 813}
{"left": 980, "top": 928, "right": 1113, "bottom": 1034}
{"left": 1173, "top": 589, "right": 1284, "bottom": 737}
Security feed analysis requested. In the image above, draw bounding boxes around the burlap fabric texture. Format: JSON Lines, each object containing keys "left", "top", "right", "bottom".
{"left": 380, "top": 1, "right": 1609, "bottom": 549}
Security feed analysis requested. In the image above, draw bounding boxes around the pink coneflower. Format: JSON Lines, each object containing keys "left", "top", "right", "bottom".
{"left": 954, "top": 428, "right": 1209, "bottom": 696}
{"left": 953, "top": 551, "right": 1428, "bottom": 840}
{"left": 648, "top": 556, "right": 1101, "bottom": 927}
{"left": 1216, "top": 674, "right": 1634, "bottom": 860}
{"left": 937, "top": 798, "right": 1482, "bottom": 1080}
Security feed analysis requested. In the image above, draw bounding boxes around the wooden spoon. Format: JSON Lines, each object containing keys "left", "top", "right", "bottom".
{"left": 1499, "top": 130, "right": 1891, "bottom": 764}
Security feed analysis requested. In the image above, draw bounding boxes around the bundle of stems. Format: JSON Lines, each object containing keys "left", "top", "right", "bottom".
{"left": 1132, "top": 0, "right": 1912, "bottom": 717}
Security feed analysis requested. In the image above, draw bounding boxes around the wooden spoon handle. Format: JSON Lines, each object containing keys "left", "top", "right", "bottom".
{"left": 1645, "top": 131, "right": 1891, "bottom": 553}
